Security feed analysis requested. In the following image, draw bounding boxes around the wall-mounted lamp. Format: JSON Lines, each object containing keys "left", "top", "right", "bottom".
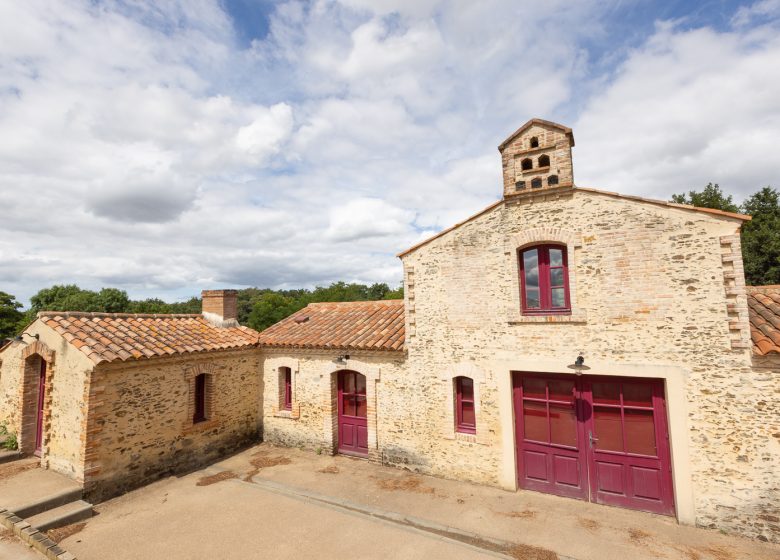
{"left": 13, "top": 333, "right": 39, "bottom": 343}
{"left": 566, "top": 353, "right": 590, "bottom": 375}
{"left": 333, "top": 354, "right": 350, "bottom": 365}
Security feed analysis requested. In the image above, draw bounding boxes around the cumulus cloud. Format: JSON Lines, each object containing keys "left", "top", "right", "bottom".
{"left": 0, "top": 0, "right": 779, "bottom": 306}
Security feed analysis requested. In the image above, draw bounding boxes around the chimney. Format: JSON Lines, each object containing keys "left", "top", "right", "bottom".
{"left": 201, "top": 289, "right": 239, "bottom": 327}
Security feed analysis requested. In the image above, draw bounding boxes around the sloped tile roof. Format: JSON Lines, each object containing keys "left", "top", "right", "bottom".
{"left": 39, "top": 312, "right": 259, "bottom": 364}
{"left": 257, "top": 300, "right": 405, "bottom": 352}
{"left": 747, "top": 286, "right": 780, "bottom": 356}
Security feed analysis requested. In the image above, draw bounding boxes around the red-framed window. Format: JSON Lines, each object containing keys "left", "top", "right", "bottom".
{"left": 519, "top": 244, "right": 570, "bottom": 314}
{"left": 282, "top": 367, "right": 292, "bottom": 410}
{"left": 455, "top": 376, "right": 476, "bottom": 434}
{"left": 193, "top": 373, "right": 207, "bottom": 423}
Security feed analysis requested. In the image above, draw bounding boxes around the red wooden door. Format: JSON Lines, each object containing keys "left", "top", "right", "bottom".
{"left": 34, "top": 359, "right": 47, "bottom": 456}
{"left": 584, "top": 378, "right": 675, "bottom": 516}
{"left": 337, "top": 371, "right": 368, "bottom": 457}
{"left": 513, "top": 373, "right": 588, "bottom": 500}
{"left": 513, "top": 373, "right": 675, "bottom": 516}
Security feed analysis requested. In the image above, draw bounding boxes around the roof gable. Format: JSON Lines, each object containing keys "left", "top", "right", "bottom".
{"left": 498, "top": 118, "right": 574, "bottom": 151}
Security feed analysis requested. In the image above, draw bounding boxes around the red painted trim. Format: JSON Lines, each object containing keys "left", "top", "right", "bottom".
{"left": 519, "top": 244, "right": 571, "bottom": 314}
{"left": 455, "top": 376, "right": 476, "bottom": 434}
{"left": 283, "top": 367, "right": 292, "bottom": 410}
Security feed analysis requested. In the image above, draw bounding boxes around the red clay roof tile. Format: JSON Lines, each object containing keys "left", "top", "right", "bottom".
{"left": 747, "top": 286, "right": 780, "bottom": 356}
{"left": 257, "top": 300, "right": 405, "bottom": 352}
{"left": 38, "top": 312, "right": 259, "bottom": 364}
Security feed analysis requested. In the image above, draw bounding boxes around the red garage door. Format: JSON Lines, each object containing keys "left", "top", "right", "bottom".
{"left": 513, "top": 373, "right": 675, "bottom": 516}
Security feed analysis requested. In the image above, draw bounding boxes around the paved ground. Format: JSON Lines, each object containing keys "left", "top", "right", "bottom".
{"left": 0, "top": 527, "right": 39, "bottom": 560}
{"left": 0, "top": 457, "right": 80, "bottom": 511}
{"left": 5, "top": 444, "right": 778, "bottom": 560}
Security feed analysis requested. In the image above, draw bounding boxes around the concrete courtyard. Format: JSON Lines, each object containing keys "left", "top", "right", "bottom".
{"left": 6, "top": 444, "right": 779, "bottom": 560}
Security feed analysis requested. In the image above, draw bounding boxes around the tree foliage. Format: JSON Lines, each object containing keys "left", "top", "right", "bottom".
{"left": 672, "top": 184, "right": 780, "bottom": 285}
{"left": 671, "top": 183, "right": 740, "bottom": 214}
{"left": 0, "top": 291, "right": 24, "bottom": 339}
{"left": 13, "top": 281, "right": 403, "bottom": 334}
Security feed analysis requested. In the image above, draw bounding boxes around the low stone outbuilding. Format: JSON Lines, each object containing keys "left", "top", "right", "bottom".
{"left": 0, "top": 290, "right": 260, "bottom": 500}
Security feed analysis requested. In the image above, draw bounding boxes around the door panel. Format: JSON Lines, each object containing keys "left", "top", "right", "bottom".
{"left": 337, "top": 371, "right": 368, "bottom": 457}
{"left": 513, "top": 373, "right": 588, "bottom": 500}
{"left": 513, "top": 373, "right": 675, "bottom": 516}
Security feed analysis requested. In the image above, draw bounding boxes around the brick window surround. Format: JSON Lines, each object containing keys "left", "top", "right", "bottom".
{"left": 519, "top": 244, "right": 570, "bottom": 314}
{"left": 279, "top": 366, "right": 292, "bottom": 411}
{"left": 183, "top": 362, "right": 218, "bottom": 432}
{"left": 441, "top": 363, "right": 486, "bottom": 444}
{"left": 505, "top": 227, "right": 587, "bottom": 324}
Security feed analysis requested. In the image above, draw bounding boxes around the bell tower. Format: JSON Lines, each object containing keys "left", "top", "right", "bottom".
{"left": 498, "top": 118, "right": 574, "bottom": 198}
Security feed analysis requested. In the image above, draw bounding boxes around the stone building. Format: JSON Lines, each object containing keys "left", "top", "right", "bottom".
{"left": 0, "top": 290, "right": 259, "bottom": 500}
{"left": 0, "top": 119, "right": 778, "bottom": 542}
{"left": 256, "top": 119, "right": 780, "bottom": 542}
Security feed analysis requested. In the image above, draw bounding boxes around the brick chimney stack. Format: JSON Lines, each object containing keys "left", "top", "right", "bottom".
{"left": 201, "top": 289, "right": 239, "bottom": 327}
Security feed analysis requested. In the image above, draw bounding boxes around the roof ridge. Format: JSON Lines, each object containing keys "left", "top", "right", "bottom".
{"left": 37, "top": 311, "right": 203, "bottom": 319}
{"left": 306, "top": 300, "right": 403, "bottom": 306}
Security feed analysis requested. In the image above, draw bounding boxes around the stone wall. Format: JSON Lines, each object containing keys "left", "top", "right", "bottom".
{"left": 399, "top": 188, "right": 778, "bottom": 542}
{"left": 83, "top": 348, "right": 261, "bottom": 501}
{"left": 0, "top": 321, "right": 93, "bottom": 479}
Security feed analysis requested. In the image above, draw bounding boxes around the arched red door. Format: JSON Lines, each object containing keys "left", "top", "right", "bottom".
{"left": 337, "top": 371, "right": 368, "bottom": 456}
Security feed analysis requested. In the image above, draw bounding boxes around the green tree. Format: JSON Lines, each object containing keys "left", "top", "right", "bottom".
{"left": 0, "top": 292, "right": 24, "bottom": 339}
{"left": 96, "top": 288, "right": 131, "bottom": 313}
{"left": 671, "top": 183, "right": 740, "bottom": 213}
{"left": 247, "top": 293, "right": 305, "bottom": 331}
{"left": 741, "top": 187, "right": 780, "bottom": 285}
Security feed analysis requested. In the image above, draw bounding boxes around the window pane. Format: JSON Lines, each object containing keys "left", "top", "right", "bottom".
{"left": 625, "top": 409, "right": 656, "bottom": 456}
{"left": 343, "top": 373, "right": 355, "bottom": 393}
{"left": 522, "top": 378, "right": 546, "bottom": 399}
{"left": 355, "top": 396, "right": 367, "bottom": 418}
{"left": 594, "top": 407, "right": 623, "bottom": 452}
{"left": 523, "top": 401, "right": 548, "bottom": 442}
{"left": 460, "top": 401, "right": 475, "bottom": 426}
{"left": 343, "top": 395, "right": 357, "bottom": 416}
{"left": 623, "top": 383, "right": 653, "bottom": 407}
{"left": 458, "top": 377, "right": 473, "bottom": 400}
{"left": 549, "top": 248, "right": 563, "bottom": 267}
{"left": 550, "top": 267, "right": 564, "bottom": 287}
{"left": 551, "top": 287, "right": 566, "bottom": 308}
{"left": 548, "top": 379, "right": 574, "bottom": 403}
{"left": 549, "top": 404, "right": 577, "bottom": 447}
{"left": 525, "top": 287, "right": 540, "bottom": 308}
{"left": 523, "top": 249, "right": 539, "bottom": 288}
{"left": 355, "top": 374, "right": 366, "bottom": 394}
{"left": 592, "top": 382, "right": 620, "bottom": 405}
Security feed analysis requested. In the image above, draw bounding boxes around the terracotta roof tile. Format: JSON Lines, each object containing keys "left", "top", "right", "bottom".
{"left": 747, "top": 286, "right": 780, "bottom": 356}
{"left": 38, "top": 312, "right": 259, "bottom": 364}
{"left": 257, "top": 300, "right": 405, "bottom": 352}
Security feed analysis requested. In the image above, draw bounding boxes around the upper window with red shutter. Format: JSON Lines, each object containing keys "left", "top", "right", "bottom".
{"left": 455, "top": 376, "right": 476, "bottom": 434}
{"left": 519, "top": 244, "right": 570, "bottom": 314}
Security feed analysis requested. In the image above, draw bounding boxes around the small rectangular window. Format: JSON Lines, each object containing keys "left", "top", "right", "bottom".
{"left": 193, "top": 373, "right": 207, "bottom": 423}
{"left": 455, "top": 377, "right": 476, "bottom": 434}
{"left": 283, "top": 367, "right": 292, "bottom": 410}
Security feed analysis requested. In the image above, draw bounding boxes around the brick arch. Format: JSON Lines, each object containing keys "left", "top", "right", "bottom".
{"left": 21, "top": 339, "right": 55, "bottom": 364}
{"left": 18, "top": 339, "right": 56, "bottom": 455}
{"left": 507, "top": 227, "right": 581, "bottom": 252}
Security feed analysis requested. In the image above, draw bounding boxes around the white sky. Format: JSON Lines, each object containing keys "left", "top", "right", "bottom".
{"left": 1, "top": 0, "right": 779, "bottom": 305}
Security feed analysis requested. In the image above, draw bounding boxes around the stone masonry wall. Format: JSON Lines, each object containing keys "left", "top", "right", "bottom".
{"left": 0, "top": 321, "right": 93, "bottom": 479}
{"left": 84, "top": 348, "right": 260, "bottom": 501}
{"left": 400, "top": 188, "right": 778, "bottom": 542}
